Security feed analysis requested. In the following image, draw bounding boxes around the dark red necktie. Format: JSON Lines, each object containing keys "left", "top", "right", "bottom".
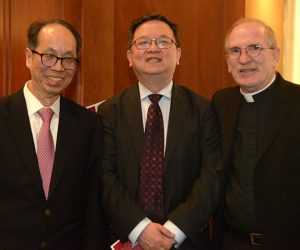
{"left": 139, "top": 94, "right": 164, "bottom": 221}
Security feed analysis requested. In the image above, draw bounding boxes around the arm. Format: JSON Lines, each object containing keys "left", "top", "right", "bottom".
{"left": 98, "top": 104, "right": 147, "bottom": 242}
{"left": 99, "top": 103, "right": 176, "bottom": 249}
{"left": 166, "top": 103, "right": 223, "bottom": 244}
{"left": 83, "top": 115, "right": 109, "bottom": 249}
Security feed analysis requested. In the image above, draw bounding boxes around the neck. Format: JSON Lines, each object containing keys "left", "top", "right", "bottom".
{"left": 139, "top": 76, "right": 172, "bottom": 93}
{"left": 28, "top": 81, "right": 58, "bottom": 107}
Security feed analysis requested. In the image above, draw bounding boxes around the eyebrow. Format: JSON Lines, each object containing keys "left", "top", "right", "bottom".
{"left": 135, "top": 35, "right": 172, "bottom": 39}
{"left": 40, "top": 48, "right": 76, "bottom": 57}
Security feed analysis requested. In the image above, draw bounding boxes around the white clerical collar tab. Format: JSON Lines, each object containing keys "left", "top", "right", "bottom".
{"left": 242, "top": 93, "right": 255, "bottom": 102}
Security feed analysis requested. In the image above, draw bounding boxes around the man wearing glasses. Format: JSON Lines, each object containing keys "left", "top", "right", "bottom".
{"left": 98, "top": 14, "right": 222, "bottom": 249}
{"left": 0, "top": 19, "right": 107, "bottom": 249}
{"left": 212, "top": 18, "right": 300, "bottom": 250}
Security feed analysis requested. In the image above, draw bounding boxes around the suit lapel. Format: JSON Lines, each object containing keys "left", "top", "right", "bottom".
{"left": 48, "top": 97, "right": 73, "bottom": 199}
{"left": 257, "top": 80, "right": 291, "bottom": 161}
{"left": 124, "top": 86, "right": 144, "bottom": 160}
{"left": 122, "top": 86, "right": 144, "bottom": 192}
{"left": 164, "top": 85, "right": 187, "bottom": 172}
{"left": 5, "top": 90, "right": 44, "bottom": 197}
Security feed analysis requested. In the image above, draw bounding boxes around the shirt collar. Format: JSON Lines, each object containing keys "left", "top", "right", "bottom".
{"left": 138, "top": 80, "right": 173, "bottom": 101}
{"left": 240, "top": 75, "right": 276, "bottom": 102}
{"left": 23, "top": 81, "right": 60, "bottom": 117}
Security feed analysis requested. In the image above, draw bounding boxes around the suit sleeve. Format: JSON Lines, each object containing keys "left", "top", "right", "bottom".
{"left": 167, "top": 103, "right": 224, "bottom": 243}
{"left": 83, "top": 115, "right": 109, "bottom": 250}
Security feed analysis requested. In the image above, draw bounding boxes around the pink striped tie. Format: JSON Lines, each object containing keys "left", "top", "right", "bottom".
{"left": 37, "top": 108, "right": 54, "bottom": 199}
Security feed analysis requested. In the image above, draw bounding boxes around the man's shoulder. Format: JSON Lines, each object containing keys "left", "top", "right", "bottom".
{"left": 174, "top": 84, "right": 209, "bottom": 103}
{"left": 99, "top": 85, "right": 138, "bottom": 108}
{"left": 280, "top": 78, "right": 300, "bottom": 92}
{"left": 0, "top": 89, "right": 24, "bottom": 111}
{"left": 214, "top": 85, "right": 239, "bottom": 96}
{"left": 61, "top": 97, "right": 98, "bottom": 120}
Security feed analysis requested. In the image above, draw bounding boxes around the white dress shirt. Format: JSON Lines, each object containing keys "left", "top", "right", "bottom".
{"left": 23, "top": 81, "right": 60, "bottom": 152}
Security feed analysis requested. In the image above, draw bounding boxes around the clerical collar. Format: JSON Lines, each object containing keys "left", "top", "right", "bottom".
{"left": 240, "top": 75, "right": 276, "bottom": 102}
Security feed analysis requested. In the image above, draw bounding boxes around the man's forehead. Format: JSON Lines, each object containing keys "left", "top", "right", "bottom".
{"left": 231, "top": 22, "right": 265, "bottom": 35}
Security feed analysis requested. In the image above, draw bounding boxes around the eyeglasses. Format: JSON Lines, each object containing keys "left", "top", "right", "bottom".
{"left": 226, "top": 44, "right": 275, "bottom": 59}
{"left": 130, "top": 37, "right": 177, "bottom": 50}
{"left": 31, "top": 49, "right": 79, "bottom": 70}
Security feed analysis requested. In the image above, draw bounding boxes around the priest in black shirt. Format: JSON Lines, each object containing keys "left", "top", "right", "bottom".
{"left": 212, "top": 18, "right": 300, "bottom": 250}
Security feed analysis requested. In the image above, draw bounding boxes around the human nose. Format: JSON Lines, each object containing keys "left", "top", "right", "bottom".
{"left": 239, "top": 48, "right": 252, "bottom": 63}
{"left": 51, "top": 58, "right": 64, "bottom": 71}
{"left": 148, "top": 39, "right": 160, "bottom": 50}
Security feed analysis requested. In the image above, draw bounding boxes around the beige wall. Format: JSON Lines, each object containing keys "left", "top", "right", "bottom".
{"left": 245, "top": 0, "right": 284, "bottom": 73}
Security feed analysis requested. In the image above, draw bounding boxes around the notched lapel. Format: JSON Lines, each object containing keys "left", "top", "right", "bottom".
{"left": 164, "top": 86, "right": 187, "bottom": 172}
{"left": 5, "top": 92, "right": 44, "bottom": 198}
{"left": 124, "top": 87, "right": 144, "bottom": 160}
{"left": 47, "top": 99, "right": 74, "bottom": 199}
{"left": 123, "top": 87, "right": 144, "bottom": 193}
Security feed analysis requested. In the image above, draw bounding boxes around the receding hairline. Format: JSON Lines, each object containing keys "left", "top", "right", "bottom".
{"left": 27, "top": 19, "right": 82, "bottom": 56}
{"left": 224, "top": 18, "right": 278, "bottom": 49}
{"left": 39, "top": 23, "right": 76, "bottom": 40}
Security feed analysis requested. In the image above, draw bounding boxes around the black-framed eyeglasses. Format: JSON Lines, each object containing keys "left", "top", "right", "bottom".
{"left": 30, "top": 49, "right": 79, "bottom": 70}
{"left": 226, "top": 44, "right": 275, "bottom": 59}
{"left": 129, "top": 37, "right": 177, "bottom": 50}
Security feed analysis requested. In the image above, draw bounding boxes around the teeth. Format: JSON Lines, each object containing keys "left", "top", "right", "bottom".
{"left": 146, "top": 58, "right": 161, "bottom": 62}
{"left": 240, "top": 68, "right": 255, "bottom": 72}
{"left": 48, "top": 76, "right": 63, "bottom": 81}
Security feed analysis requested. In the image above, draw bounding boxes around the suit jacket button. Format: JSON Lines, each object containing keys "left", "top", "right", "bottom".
{"left": 41, "top": 241, "right": 47, "bottom": 248}
{"left": 45, "top": 208, "right": 52, "bottom": 216}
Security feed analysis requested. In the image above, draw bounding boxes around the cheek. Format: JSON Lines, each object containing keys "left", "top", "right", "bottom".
{"left": 226, "top": 61, "right": 235, "bottom": 73}
{"left": 65, "top": 71, "right": 76, "bottom": 82}
{"left": 166, "top": 52, "right": 179, "bottom": 66}
{"left": 132, "top": 54, "right": 146, "bottom": 68}
{"left": 31, "top": 66, "right": 45, "bottom": 79}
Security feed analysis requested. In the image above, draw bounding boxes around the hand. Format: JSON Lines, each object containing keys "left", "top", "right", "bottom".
{"left": 138, "top": 222, "right": 176, "bottom": 250}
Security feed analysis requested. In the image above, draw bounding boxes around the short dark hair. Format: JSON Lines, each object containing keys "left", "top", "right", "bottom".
{"left": 27, "top": 19, "right": 82, "bottom": 56}
{"left": 128, "top": 13, "right": 180, "bottom": 49}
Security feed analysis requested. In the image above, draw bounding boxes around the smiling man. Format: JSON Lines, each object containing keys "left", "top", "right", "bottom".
{"left": 212, "top": 18, "right": 300, "bottom": 250}
{"left": 98, "top": 14, "right": 222, "bottom": 250}
{"left": 0, "top": 19, "right": 107, "bottom": 249}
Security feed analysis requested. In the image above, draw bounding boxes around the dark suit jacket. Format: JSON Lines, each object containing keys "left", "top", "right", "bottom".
{"left": 0, "top": 89, "right": 108, "bottom": 250}
{"left": 98, "top": 83, "right": 223, "bottom": 249}
{"left": 211, "top": 73, "right": 300, "bottom": 250}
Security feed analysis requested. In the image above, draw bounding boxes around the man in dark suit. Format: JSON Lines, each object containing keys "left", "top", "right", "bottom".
{"left": 98, "top": 14, "right": 223, "bottom": 249}
{"left": 212, "top": 18, "right": 300, "bottom": 250}
{"left": 0, "top": 19, "right": 107, "bottom": 249}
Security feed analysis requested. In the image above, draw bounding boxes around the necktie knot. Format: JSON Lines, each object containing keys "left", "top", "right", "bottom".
{"left": 149, "top": 94, "right": 162, "bottom": 104}
{"left": 38, "top": 108, "right": 54, "bottom": 123}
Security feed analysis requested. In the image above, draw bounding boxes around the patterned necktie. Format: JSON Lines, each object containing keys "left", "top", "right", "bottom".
{"left": 139, "top": 94, "right": 164, "bottom": 221}
{"left": 37, "top": 108, "right": 54, "bottom": 199}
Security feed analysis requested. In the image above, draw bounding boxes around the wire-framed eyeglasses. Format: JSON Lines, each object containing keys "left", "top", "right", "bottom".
{"left": 129, "top": 37, "right": 177, "bottom": 50}
{"left": 31, "top": 49, "right": 79, "bottom": 70}
{"left": 226, "top": 44, "right": 275, "bottom": 59}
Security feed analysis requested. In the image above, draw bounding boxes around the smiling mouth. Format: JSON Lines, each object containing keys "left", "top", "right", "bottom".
{"left": 240, "top": 68, "right": 256, "bottom": 73}
{"left": 146, "top": 57, "right": 162, "bottom": 62}
{"left": 47, "top": 76, "right": 64, "bottom": 81}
